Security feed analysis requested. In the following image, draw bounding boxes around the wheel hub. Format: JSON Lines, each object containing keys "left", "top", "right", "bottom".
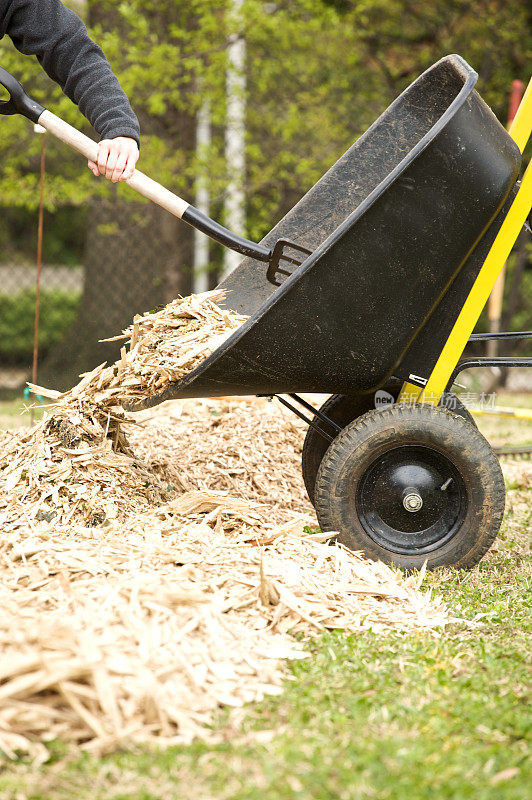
{"left": 403, "top": 490, "right": 423, "bottom": 512}
{"left": 356, "top": 445, "right": 467, "bottom": 554}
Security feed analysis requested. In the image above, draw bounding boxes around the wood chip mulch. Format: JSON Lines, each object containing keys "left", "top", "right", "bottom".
{"left": 0, "top": 292, "right": 449, "bottom": 761}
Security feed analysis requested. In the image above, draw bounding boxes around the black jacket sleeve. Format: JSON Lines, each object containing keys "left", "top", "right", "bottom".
{"left": 0, "top": 0, "right": 140, "bottom": 146}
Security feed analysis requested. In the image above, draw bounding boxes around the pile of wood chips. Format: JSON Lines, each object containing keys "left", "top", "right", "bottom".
{"left": 0, "top": 291, "right": 245, "bottom": 528}
{"left": 0, "top": 292, "right": 450, "bottom": 761}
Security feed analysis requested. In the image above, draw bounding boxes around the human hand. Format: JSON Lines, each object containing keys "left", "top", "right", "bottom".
{"left": 88, "top": 137, "right": 139, "bottom": 182}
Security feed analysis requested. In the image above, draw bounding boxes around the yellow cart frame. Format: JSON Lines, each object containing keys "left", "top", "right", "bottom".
{"left": 399, "top": 78, "right": 532, "bottom": 406}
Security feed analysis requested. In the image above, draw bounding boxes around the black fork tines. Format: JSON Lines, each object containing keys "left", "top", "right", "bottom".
{"left": 266, "top": 239, "right": 312, "bottom": 286}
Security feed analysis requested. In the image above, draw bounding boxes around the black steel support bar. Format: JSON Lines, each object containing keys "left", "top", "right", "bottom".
{"left": 273, "top": 395, "right": 334, "bottom": 443}
{"left": 287, "top": 393, "right": 343, "bottom": 433}
{"left": 447, "top": 357, "right": 532, "bottom": 390}
{"left": 468, "top": 331, "right": 532, "bottom": 341}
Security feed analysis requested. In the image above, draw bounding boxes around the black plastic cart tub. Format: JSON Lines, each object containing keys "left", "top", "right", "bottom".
{"left": 134, "top": 54, "right": 520, "bottom": 408}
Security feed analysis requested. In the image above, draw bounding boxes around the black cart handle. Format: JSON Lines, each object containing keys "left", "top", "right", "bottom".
{"left": 0, "top": 66, "right": 273, "bottom": 263}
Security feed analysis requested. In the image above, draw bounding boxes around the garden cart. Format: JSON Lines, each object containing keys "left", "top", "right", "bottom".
{"left": 1, "top": 54, "right": 531, "bottom": 570}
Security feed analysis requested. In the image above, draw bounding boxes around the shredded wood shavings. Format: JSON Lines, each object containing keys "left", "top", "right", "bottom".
{"left": 0, "top": 291, "right": 245, "bottom": 528}
{"left": 98, "top": 289, "right": 247, "bottom": 404}
{"left": 0, "top": 292, "right": 449, "bottom": 761}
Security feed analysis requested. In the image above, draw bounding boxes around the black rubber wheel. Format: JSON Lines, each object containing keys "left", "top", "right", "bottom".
{"left": 314, "top": 404, "right": 505, "bottom": 570}
{"left": 301, "top": 380, "right": 475, "bottom": 505}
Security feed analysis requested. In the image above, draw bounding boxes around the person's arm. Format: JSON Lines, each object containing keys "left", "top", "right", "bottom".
{"left": 0, "top": 0, "right": 140, "bottom": 180}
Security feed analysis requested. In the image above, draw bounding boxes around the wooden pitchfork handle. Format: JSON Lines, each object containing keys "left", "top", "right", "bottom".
{"left": 0, "top": 66, "right": 281, "bottom": 264}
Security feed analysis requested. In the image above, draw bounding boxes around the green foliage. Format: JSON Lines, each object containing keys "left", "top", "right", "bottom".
{"left": 0, "top": 0, "right": 530, "bottom": 347}
{"left": 0, "top": 289, "right": 80, "bottom": 363}
{"left": 0, "top": 36, "right": 111, "bottom": 212}
{"left": 0, "top": 206, "right": 86, "bottom": 264}
{"left": 1, "top": 0, "right": 530, "bottom": 225}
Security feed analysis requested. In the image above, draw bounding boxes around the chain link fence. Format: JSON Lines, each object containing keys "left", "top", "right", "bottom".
{"left": 1, "top": 177, "right": 530, "bottom": 401}
{"left": 0, "top": 188, "right": 222, "bottom": 396}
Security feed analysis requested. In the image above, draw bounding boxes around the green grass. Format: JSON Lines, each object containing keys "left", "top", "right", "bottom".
{"left": 1, "top": 498, "right": 530, "bottom": 800}
{"left": 0, "top": 397, "right": 45, "bottom": 430}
